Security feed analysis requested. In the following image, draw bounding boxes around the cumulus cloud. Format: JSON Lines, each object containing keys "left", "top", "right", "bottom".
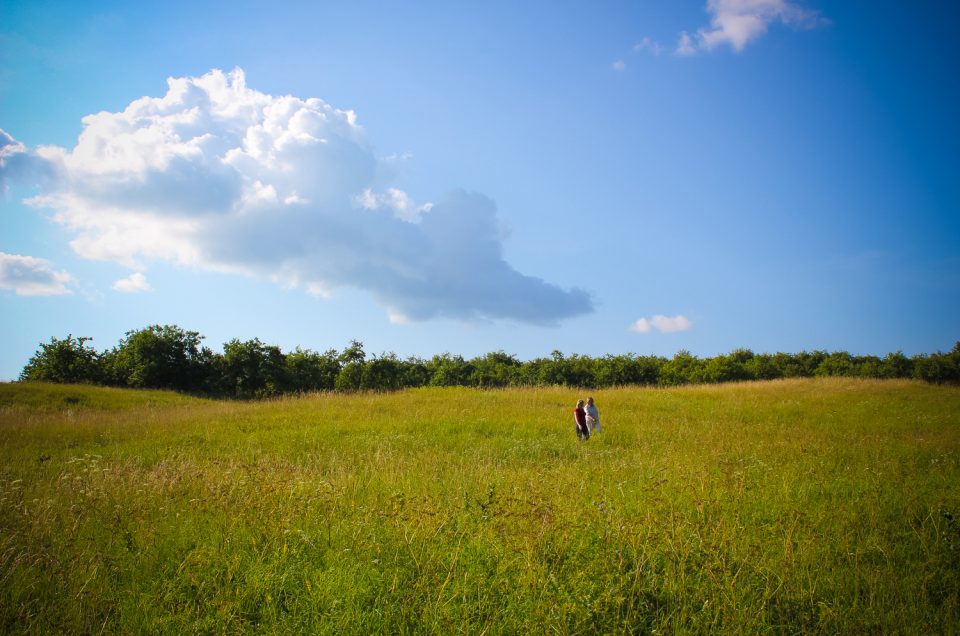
{"left": 1, "top": 68, "right": 593, "bottom": 324}
{"left": 355, "top": 187, "right": 432, "bottom": 222}
{"left": 612, "top": 59, "right": 627, "bottom": 71}
{"left": 113, "top": 272, "right": 151, "bottom": 293}
{"left": 676, "top": 0, "right": 826, "bottom": 55}
{"left": 0, "top": 252, "right": 73, "bottom": 296}
{"left": 630, "top": 314, "right": 693, "bottom": 334}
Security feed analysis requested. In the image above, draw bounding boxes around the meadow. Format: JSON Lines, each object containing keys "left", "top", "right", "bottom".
{"left": 0, "top": 378, "right": 958, "bottom": 634}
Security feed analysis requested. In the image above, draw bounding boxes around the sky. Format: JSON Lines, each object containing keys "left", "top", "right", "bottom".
{"left": 1, "top": 0, "right": 958, "bottom": 380}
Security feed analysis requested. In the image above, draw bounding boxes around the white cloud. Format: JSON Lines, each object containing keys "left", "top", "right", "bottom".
{"left": 355, "top": 187, "right": 432, "bottom": 222}
{"left": 675, "top": 32, "right": 697, "bottom": 56}
{"left": 634, "top": 37, "right": 664, "bottom": 56}
{"left": 0, "top": 129, "right": 26, "bottom": 159}
{"left": 678, "top": 0, "right": 826, "bottom": 55}
{"left": 112, "top": 272, "right": 152, "bottom": 293}
{"left": 387, "top": 309, "right": 412, "bottom": 325}
{"left": 0, "top": 252, "right": 73, "bottom": 296}
{"left": 612, "top": 59, "right": 626, "bottom": 71}
{"left": 1, "top": 68, "right": 592, "bottom": 325}
{"left": 630, "top": 314, "right": 693, "bottom": 334}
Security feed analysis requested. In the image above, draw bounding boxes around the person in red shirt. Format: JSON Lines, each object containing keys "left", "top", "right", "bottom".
{"left": 574, "top": 399, "right": 589, "bottom": 440}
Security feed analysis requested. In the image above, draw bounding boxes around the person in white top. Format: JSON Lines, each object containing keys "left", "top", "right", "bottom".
{"left": 585, "top": 396, "right": 601, "bottom": 433}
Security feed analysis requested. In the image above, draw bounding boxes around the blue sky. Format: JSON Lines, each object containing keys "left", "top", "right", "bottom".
{"left": 1, "top": 0, "right": 958, "bottom": 380}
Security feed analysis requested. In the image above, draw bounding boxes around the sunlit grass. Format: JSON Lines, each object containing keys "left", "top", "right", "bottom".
{"left": 1, "top": 379, "right": 958, "bottom": 633}
{"left": 0, "top": 381, "right": 208, "bottom": 411}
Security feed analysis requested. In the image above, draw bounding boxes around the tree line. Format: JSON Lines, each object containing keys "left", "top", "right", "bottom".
{"left": 16, "top": 325, "right": 960, "bottom": 398}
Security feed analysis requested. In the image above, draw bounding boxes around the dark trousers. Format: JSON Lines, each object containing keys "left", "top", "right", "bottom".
{"left": 576, "top": 422, "right": 590, "bottom": 440}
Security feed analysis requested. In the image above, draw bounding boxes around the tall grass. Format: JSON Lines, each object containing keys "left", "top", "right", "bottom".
{"left": 0, "top": 379, "right": 958, "bottom": 633}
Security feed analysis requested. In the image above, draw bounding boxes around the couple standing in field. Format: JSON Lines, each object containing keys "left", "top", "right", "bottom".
{"left": 573, "top": 397, "right": 600, "bottom": 440}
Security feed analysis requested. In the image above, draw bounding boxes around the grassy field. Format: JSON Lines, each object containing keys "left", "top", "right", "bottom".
{"left": 0, "top": 379, "right": 958, "bottom": 634}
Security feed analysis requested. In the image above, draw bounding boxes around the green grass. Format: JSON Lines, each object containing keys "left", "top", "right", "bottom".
{"left": 0, "top": 381, "right": 208, "bottom": 411}
{"left": 1, "top": 379, "right": 958, "bottom": 633}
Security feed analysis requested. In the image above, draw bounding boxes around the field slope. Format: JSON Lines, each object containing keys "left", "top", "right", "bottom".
{"left": 1, "top": 379, "right": 958, "bottom": 633}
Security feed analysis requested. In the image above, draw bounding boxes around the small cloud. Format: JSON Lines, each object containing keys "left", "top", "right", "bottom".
{"left": 675, "top": 31, "right": 697, "bottom": 56}
{"left": 0, "top": 252, "right": 73, "bottom": 296}
{"left": 630, "top": 318, "right": 652, "bottom": 333}
{"left": 387, "top": 309, "right": 411, "bottom": 325}
{"left": 633, "top": 37, "right": 664, "bottom": 56}
{"left": 630, "top": 314, "right": 692, "bottom": 334}
{"left": 688, "top": 0, "right": 827, "bottom": 54}
{"left": 612, "top": 59, "right": 626, "bottom": 71}
{"left": 112, "top": 272, "right": 151, "bottom": 293}
{"left": 305, "top": 282, "right": 332, "bottom": 298}
{"left": 627, "top": 2, "right": 825, "bottom": 63}
{"left": 283, "top": 193, "right": 308, "bottom": 205}
{"left": 0, "top": 129, "right": 26, "bottom": 159}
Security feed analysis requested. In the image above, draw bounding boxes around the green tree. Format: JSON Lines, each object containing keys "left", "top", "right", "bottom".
{"left": 221, "top": 338, "right": 287, "bottom": 398}
{"left": 913, "top": 343, "right": 960, "bottom": 384}
{"left": 428, "top": 353, "right": 473, "bottom": 387}
{"left": 702, "top": 354, "right": 751, "bottom": 383}
{"left": 339, "top": 340, "right": 366, "bottom": 365}
{"left": 563, "top": 354, "right": 597, "bottom": 387}
{"left": 470, "top": 351, "right": 521, "bottom": 387}
{"left": 796, "top": 351, "right": 828, "bottom": 376}
{"left": 19, "top": 335, "right": 102, "bottom": 384}
{"left": 594, "top": 354, "right": 662, "bottom": 387}
{"left": 106, "top": 325, "right": 211, "bottom": 391}
{"left": 334, "top": 341, "right": 367, "bottom": 391}
{"left": 362, "top": 353, "right": 405, "bottom": 391}
{"left": 533, "top": 350, "right": 570, "bottom": 386}
{"left": 400, "top": 356, "right": 431, "bottom": 388}
{"left": 286, "top": 347, "right": 340, "bottom": 392}
{"left": 880, "top": 351, "right": 913, "bottom": 379}
{"left": 815, "top": 351, "right": 855, "bottom": 378}
{"left": 659, "top": 350, "right": 703, "bottom": 386}
{"left": 852, "top": 355, "right": 884, "bottom": 378}
{"left": 745, "top": 353, "right": 784, "bottom": 381}
{"left": 335, "top": 362, "right": 365, "bottom": 392}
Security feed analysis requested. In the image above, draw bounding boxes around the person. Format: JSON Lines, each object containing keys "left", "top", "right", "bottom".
{"left": 585, "top": 396, "right": 601, "bottom": 433}
{"left": 574, "top": 399, "right": 589, "bottom": 440}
